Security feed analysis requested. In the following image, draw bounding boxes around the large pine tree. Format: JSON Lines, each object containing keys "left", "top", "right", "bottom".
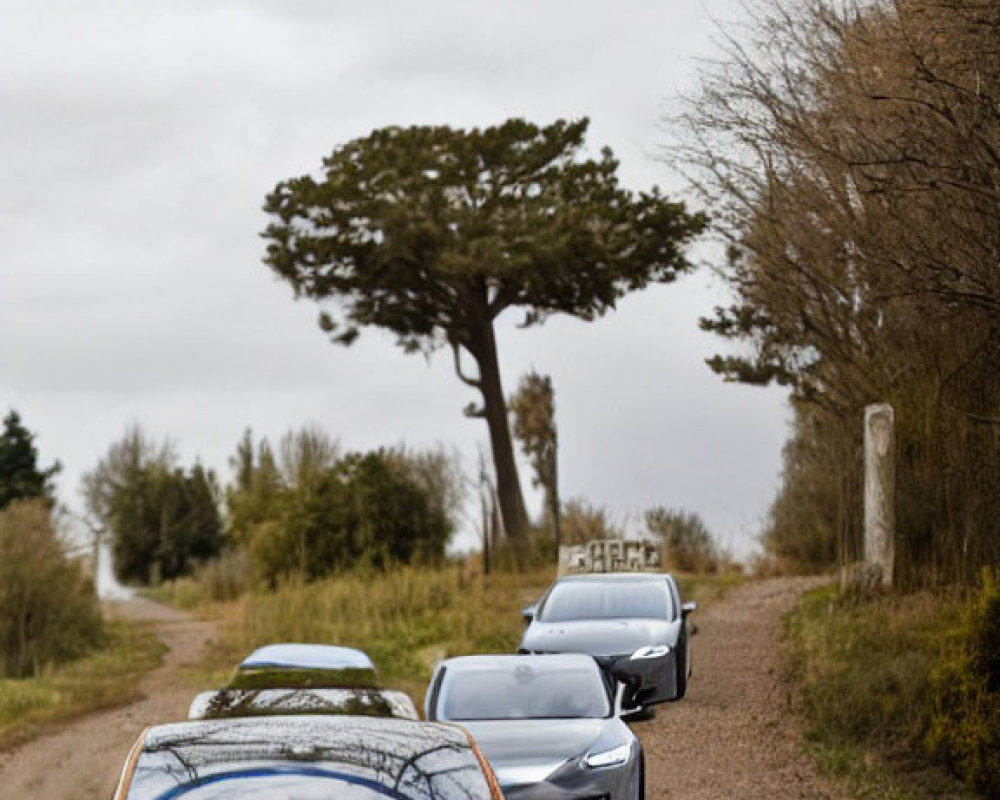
{"left": 262, "top": 118, "right": 706, "bottom": 546}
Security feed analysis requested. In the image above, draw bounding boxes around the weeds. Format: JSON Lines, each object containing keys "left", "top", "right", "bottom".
{"left": 0, "top": 620, "right": 164, "bottom": 750}
{"left": 785, "top": 585, "right": 978, "bottom": 799}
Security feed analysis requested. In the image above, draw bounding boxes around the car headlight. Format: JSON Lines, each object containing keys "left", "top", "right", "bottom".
{"left": 584, "top": 743, "right": 632, "bottom": 768}
{"left": 630, "top": 644, "right": 670, "bottom": 660}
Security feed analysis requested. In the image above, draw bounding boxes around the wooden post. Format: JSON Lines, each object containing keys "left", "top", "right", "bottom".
{"left": 864, "top": 403, "right": 895, "bottom": 588}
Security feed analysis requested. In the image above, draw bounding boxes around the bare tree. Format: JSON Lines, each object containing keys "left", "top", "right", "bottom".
{"left": 671, "top": 0, "right": 1000, "bottom": 584}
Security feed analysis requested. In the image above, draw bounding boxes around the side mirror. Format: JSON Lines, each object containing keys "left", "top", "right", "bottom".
{"left": 521, "top": 603, "right": 537, "bottom": 624}
{"left": 681, "top": 601, "right": 698, "bottom": 616}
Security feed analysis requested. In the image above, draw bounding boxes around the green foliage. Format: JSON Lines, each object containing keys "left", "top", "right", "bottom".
{"left": 229, "top": 431, "right": 454, "bottom": 585}
{"left": 110, "top": 463, "right": 224, "bottom": 584}
{"left": 926, "top": 569, "right": 1000, "bottom": 796}
{"left": 84, "top": 426, "right": 223, "bottom": 585}
{"left": 262, "top": 117, "right": 706, "bottom": 350}
{"left": 261, "top": 117, "right": 706, "bottom": 544}
{"left": 81, "top": 424, "right": 174, "bottom": 529}
{"left": 645, "top": 507, "right": 721, "bottom": 573}
{"left": 0, "top": 410, "right": 60, "bottom": 510}
{"left": 785, "top": 585, "right": 979, "bottom": 799}
{"left": 0, "top": 500, "right": 104, "bottom": 679}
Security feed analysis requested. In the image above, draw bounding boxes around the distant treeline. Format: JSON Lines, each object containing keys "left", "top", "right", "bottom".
{"left": 677, "top": 0, "right": 1000, "bottom": 587}
{"left": 82, "top": 425, "right": 461, "bottom": 587}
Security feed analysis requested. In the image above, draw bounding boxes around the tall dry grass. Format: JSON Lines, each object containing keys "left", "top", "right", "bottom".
{"left": 208, "top": 564, "right": 556, "bottom": 697}
{"left": 784, "top": 585, "right": 980, "bottom": 799}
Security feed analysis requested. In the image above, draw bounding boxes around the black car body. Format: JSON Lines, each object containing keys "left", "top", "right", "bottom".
{"left": 112, "top": 715, "right": 503, "bottom": 800}
{"left": 425, "top": 654, "right": 643, "bottom": 800}
{"left": 518, "top": 572, "right": 696, "bottom": 706}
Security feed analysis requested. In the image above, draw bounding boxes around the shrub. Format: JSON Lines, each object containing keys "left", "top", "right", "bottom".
{"left": 926, "top": 569, "right": 1000, "bottom": 796}
{"left": 248, "top": 451, "right": 452, "bottom": 585}
{"left": 148, "top": 549, "right": 252, "bottom": 609}
{"left": 110, "top": 464, "right": 224, "bottom": 584}
{"left": 559, "top": 498, "right": 623, "bottom": 544}
{"left": 0, "top": 500, "right": 104, "bottom": 678}
{"left": 645, "top": 507, "right": 720, "bottom": 573}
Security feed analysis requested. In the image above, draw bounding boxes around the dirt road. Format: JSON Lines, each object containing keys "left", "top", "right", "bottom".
{"left": 640, "top": 577, "right": 845, "bottom": 799}
{"left": 0, "top": 578, "right": 842, "bottom": 799}
{"left": 0, "top": 597, "right": 216, "bottom": 799}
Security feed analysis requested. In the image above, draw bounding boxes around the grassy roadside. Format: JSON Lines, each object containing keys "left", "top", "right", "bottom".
{"left": 0, "top": 619, "right": 165, "bottom": 751}
{"left": 152, "top": 564, "right": 739, "bottom": 702}
{"left": 784, "top": 585, "right": 978, "bottom": 799}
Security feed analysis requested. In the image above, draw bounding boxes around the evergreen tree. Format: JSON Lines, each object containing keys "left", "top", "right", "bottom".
{"left": 262, "top": 118, "right": 706, "bottom": 548}
{"left": 0, "top": 410, "right": 60, "bottom": 510}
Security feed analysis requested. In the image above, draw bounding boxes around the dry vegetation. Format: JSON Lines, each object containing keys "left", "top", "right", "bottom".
{"left": 785, "top": 576, "right": 999, "bottom": 798}
{"left": 152, "top": 560, "right": 739, "bottom": 703}
{"left": 676, "top": 0, "right": 1000, "bottom": 585}
{"left": 0, "top": 621, "right": 164, "bottom": 750}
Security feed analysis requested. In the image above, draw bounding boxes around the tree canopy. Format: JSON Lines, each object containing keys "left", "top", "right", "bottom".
{"left": 262, "top": 117, "right": 707, "bottom": 544}
{"left": 674, "top": 0, "right": 1000, "bottom": 584}
{"left": 228, "top": 430, "right": 453, "bottom": 585}
{"left": 82, "top": 426, "right": 222, "bottom": 584}
{"left": 0, "top": 410, "right": 60, "bottom": 510}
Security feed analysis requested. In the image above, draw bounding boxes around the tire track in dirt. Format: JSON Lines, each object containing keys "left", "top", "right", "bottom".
{"left": 0, "top": 597, "right": 216, "bottom": 799}
{"left": 637, "top": 577, "right": 846, "bottom": 800}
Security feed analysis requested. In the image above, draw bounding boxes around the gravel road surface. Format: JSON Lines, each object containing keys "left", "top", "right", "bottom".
{"left": 0, "top": 597, "right": 216, "bottom": 799}
{"left": 640, "top": 577, "right": 845, "bottom": 799}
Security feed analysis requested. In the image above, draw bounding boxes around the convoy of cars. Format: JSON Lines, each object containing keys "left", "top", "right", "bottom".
{"left": 110, "top": 570, "right": 697, "bottom": 800}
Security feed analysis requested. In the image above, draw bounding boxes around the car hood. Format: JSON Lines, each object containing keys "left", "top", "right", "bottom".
{"left": 519, "top": 618, "right": 679, "bottom": 657}
{"left": 459, "top": 718, "right": 608, "bottom": 786}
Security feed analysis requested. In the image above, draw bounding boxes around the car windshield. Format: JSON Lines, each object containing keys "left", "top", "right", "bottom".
{"left": 538, "top": 580, "right": 671, "bottom": 622}
{"left": 439, "top": 663, "right": 610, "bottom": 720}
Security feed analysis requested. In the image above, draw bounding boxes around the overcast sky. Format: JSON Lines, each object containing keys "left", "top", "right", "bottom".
{"left": 1, "top": 0, "right": 788, "bottom": 557}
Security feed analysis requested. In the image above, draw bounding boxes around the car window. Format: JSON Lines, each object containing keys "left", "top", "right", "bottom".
{"left": 438, "top": 663, "right": 610, "bottom": 720}
{"left": 121, "top": 717, "right": 495, "bottom": 800}
{"left": 538, "top": 580, "right": 671, "bottom": 622}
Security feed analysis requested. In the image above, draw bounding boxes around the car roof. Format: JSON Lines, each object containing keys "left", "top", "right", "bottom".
{"left": 239, "top": 643, "right": 375, "bottom": 671}
{"left": 119, "top": 715, "right": 498, "bottom": 800}
{"left": 439, "top": 653, "right": 601, "bottom": 672}
{"left": 555, "top": 572, "right": 673, "bottom": 584}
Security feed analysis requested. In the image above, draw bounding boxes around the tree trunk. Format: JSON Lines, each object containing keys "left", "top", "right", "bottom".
{"left": 470, "top": 321, "right": 529, "bottom": 546}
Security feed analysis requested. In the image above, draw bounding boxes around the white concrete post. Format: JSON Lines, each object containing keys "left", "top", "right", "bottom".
{"left": 864, "top": 403, "right": 895, "bottom": 588}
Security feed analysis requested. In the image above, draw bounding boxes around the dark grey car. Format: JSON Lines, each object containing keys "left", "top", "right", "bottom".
{"left": 425, "top": 654, "right": 644, "bottom": 800}
{"left": 518, "top": 572, "right": 696, "bottom": 708}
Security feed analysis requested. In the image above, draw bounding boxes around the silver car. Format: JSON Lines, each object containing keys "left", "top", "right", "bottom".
{"left": 425, "top": 654, "right": 645, "bottom": 800}
{"left": 188, "top": 643, "right": 419, "bottom": 721}
{"left": 519, "top": 572, "right": 696, "bottom": 709}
